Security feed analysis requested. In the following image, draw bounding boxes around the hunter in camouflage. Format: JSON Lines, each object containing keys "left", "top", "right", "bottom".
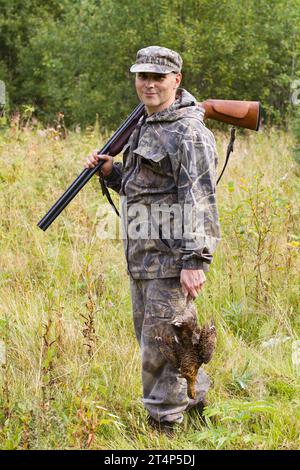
{"left": 105, "top": 87, "right": 220, "bottom": 279}
{"left": 85, "top": 46, "right": 221, "bottom": 431}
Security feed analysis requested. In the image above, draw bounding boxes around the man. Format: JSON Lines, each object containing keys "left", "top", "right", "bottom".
{"left": 85, "top": 46, "right": 221, "bottom": 434}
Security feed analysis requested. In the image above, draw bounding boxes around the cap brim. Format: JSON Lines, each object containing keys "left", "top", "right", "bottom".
{"left": 130, "top": 63, "right": 177, "bottom": 74}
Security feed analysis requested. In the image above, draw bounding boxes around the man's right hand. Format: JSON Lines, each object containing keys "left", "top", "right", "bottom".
{"left": 84, "top": 150, "right": 113, "bottom": 177}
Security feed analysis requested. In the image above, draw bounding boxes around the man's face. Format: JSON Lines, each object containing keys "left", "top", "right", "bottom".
{"left": 135, "top": 72, "right": 182, "bottom": 115}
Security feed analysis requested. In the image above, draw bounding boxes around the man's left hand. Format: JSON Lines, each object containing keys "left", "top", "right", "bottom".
{"left": 180, "top": 269, "right": 206, "bottom": 300}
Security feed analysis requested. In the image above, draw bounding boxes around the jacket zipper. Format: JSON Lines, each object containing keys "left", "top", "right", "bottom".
{"left": 122, "top": 117, "right": 146, "bottom": 277}
{"left": 121, "top": 116, "right": 146, "bottom": 196}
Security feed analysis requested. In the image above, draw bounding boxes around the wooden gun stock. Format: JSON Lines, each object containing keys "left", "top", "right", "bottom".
{"left": 201, "top": 99, "right": 261, "bottom": 131}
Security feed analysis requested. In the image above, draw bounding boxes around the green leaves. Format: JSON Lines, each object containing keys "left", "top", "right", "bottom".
{"left": 1, "top": 0, "right": 300, "bottom": 128}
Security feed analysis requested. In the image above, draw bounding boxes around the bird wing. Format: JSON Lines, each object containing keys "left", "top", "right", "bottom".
{"left": 198, "top": 322, "right": 217, "bottom": 364}
{"left": 154, "top": 328, "right": 180, "bottom": 369}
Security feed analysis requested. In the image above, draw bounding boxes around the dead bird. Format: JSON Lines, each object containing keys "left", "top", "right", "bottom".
{"left": 155, "top": 314, "right": 216, "bottom": 399}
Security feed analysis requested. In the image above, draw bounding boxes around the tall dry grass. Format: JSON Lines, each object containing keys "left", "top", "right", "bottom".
{"left": 0, "top": 120, "right": 299, "bottom": 449}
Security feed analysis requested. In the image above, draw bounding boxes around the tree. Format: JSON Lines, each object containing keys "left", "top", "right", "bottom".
{"left": 1, "top": 0, "right": 299, "bottom": 128}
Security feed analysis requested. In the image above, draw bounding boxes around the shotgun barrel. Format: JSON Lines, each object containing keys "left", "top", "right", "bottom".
{"left": 37, "top": 103, "right": 144, "bottom": 231}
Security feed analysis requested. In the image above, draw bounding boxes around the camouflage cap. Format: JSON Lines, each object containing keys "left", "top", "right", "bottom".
{"left": 130, "top": 46, "right": 182, "bottom": 74}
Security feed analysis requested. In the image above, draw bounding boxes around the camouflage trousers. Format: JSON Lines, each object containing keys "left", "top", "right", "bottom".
{"left": 130, "top": 276, "right": 210, "bottom": 424}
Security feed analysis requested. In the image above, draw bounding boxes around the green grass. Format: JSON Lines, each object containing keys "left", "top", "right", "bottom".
{"left": 0, "top": 123, "right": 299, "bottom": 449}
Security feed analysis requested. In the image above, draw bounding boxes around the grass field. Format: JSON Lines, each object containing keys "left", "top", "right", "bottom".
{"left": 0, "top": 121, "right": 299, "bottom": 449}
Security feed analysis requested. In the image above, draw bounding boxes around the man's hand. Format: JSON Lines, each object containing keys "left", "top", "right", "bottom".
{"left": 84, "top": 150, "right": 113, "bottom": 177}
{"left": 180, "top": 269, "right": 206, "bottom": 300}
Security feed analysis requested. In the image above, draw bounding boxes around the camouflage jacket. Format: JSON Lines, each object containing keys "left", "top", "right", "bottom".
{"left": 103, "top": 88, "right": 221, "bottom": 279}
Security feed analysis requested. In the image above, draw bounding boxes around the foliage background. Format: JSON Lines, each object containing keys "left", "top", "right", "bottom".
{"left": 0, "top": 125, "right": 299, "bottom": 449}
{"left": 1, "top": 0, "right": 300, "bottom": 128}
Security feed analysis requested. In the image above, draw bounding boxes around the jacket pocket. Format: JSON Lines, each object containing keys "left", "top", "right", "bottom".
{"left": 134, "top": 145, "right": 167, "bottom": 163}
{"left": 134, "top": 145, "right": 172, "bottom": 177}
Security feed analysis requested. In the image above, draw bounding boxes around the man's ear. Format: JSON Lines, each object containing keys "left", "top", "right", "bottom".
{"left": 174, "top": 73, "right": 182, "bottom": 89}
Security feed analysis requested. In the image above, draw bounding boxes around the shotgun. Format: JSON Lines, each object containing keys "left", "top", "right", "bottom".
{"left": 37, "top": 99, "right": 261, "bottom": 231}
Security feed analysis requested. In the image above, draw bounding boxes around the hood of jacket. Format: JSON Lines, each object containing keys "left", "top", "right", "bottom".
{"left": 145, "top": 88, "right": 205, "bottom": 124}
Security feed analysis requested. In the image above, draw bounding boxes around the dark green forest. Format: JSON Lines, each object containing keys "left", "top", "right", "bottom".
{"left": 1, "top": 0, "right": 300, "bottom": 129}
